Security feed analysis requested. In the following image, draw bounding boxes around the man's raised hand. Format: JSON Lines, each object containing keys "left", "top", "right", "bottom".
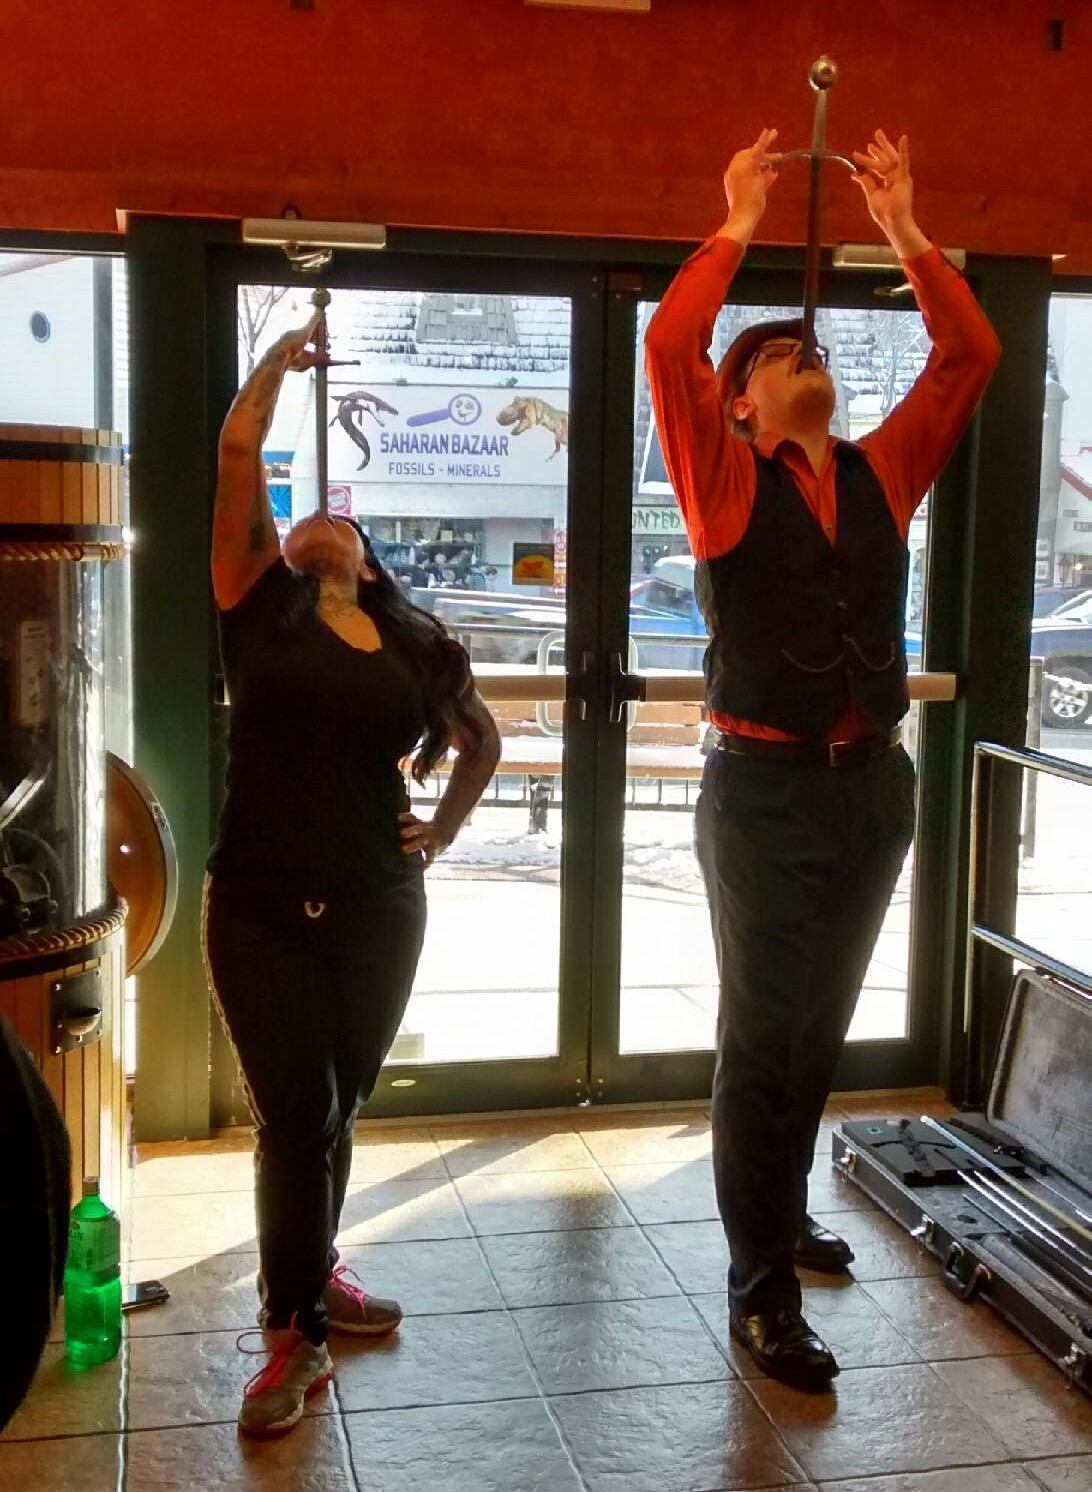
{"left": 851, "top": 130, "right": 914, "bottom": 231}
{"left": 850, "top": 130, "right": 930, "bottom": 259}
{"left": 724, "top": 128, "right": 782, "bottom": 223}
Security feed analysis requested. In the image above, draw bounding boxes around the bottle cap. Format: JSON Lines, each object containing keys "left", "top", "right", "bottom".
{"left": 82, "top": 1176, "right": 101, "bottom": 1197}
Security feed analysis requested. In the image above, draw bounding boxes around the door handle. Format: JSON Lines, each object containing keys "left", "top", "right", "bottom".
{"left": 607, "top": 651, "right": 646, "bottom": 725}
{"left": 567, "top": 651, "right": 596, "bottom": 723}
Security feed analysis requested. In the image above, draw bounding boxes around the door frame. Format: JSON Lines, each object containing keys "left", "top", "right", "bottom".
{"left": 111, "top": 218, "right": 1050, "bottom": 1135}
{"left": 582, "top": 256, "right": 1034, "bottom": 1104}
{"left": 204, "top": 242, "right": 615, "bottom": 1123}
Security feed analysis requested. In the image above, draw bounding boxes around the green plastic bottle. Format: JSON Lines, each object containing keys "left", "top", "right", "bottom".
{"left": 63, "top": 1177, "right": 122, "bottom": 1366}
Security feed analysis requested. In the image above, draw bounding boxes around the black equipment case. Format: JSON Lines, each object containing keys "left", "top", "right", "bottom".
{"left": 832, "top": 970, "right": 1092, "bottom": 1391}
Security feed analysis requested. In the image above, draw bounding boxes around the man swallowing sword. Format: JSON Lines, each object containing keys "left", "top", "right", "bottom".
{"left": 644, "top": 109, "right": 1000, "bottom": 1388}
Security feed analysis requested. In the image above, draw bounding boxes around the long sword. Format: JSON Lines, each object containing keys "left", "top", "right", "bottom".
{"left": 964, "top": 1172, "right": 1092, "bottom": 1293}
{"left": 801, "top": 57, "right": 835, "bottom": 368}
{"left": 312, "top": 286, "right": 331, "bottom": 517}
{"left": 778, "top": 57, "right": 856, "bottom": 370}
{"left": 923, "top": 1115, "right": 1092, "bottom": 1247}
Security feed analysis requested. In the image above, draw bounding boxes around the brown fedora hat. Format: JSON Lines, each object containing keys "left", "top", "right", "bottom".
{"left": 716, "top": 317, "right": 804, "bottom": 437}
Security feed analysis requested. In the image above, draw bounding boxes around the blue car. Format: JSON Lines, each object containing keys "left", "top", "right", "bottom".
{"left": 629, "top": 557, "right": 924, "bottom": 674}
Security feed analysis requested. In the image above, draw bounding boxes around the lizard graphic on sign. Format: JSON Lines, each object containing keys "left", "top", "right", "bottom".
{"left": 330, "top": 390, "right": 400, "bottom": 470}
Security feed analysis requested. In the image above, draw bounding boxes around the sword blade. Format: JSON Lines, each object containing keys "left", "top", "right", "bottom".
{"left": 800, "top": 86, "right": 828, "bottom": 370}
{"left": 315, "top": 359, "right": 329, "bottom": 518}
{"left": 966, "top": 1172, "right": 1092, "bottom": 1288}
{"left": 311, "top": 289, "right": 332, "bottom": 518}
{"left": 923, "top": 1115, "right": 1092, "bottom": 1247}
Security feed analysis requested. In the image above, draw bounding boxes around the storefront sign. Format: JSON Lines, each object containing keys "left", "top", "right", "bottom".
{"left": 633, "top": 505, "right": 684, "bottom": 534}
{"left": 512, "top": 542, "right": 555, "bottom": 585}
{"left": 323, "top": 384, "right": 570, "bottom": 487}
{"left": 552, "top": 526, "right": 567, "bottom": 593}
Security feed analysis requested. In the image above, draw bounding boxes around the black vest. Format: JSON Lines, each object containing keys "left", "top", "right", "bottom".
{"left": 697, "top": 443, "right": 910, "bottom": 739}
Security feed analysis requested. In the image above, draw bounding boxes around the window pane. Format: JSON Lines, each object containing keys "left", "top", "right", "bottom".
{"left": 621, "top": 302, "right": 931, "bottom": 1053}
{"left": 0, "top": 249, "right": 134, "bottom": 1062}
{"left": 1027, "top": 295, "right": 1092, "bottom": 757}
{"left": 1018, "top": 295, "right": 1092, "bottom": 984}
{"left": 236, "top": 284, "right": 573, "bottom": 1066}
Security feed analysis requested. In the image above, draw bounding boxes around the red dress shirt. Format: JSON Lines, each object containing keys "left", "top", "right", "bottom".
{"left": 644, "top": 237, "right": 1000, "bottom": 741}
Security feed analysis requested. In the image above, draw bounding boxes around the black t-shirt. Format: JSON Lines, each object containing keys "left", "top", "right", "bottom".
{"left": 207, "top": 560, "right": 427, "bottom": 896}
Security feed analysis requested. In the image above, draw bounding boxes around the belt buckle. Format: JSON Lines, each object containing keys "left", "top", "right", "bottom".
{"left": 828, "top": 738, "right": 858, "bottom": 768}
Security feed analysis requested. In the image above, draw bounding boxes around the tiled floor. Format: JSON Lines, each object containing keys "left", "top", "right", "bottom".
{"left": 4, "top": 1092, "right": 1091, "bottom": 1491}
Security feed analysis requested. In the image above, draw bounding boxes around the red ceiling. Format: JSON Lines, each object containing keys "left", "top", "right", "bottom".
{"left": 2, "top": 0, "right": 1089, "bottom": 271}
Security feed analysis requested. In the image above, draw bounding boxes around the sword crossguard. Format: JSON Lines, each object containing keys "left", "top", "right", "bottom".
{"left": 779, "top": 148, "right": 856, "bottom": 172}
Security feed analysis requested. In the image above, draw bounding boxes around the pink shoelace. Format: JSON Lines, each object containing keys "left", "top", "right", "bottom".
{"left": 329, "top": 1263, "right": 371, "bottom": 1309}
{"left": 237, "top": 1311, "right": 303, "bottom": 1399}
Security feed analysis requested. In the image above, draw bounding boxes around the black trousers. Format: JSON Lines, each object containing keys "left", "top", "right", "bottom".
{"left": 695, "top": 742, "right": 916, "bottom": 1318}
{"left": 202, "top": 874, "right": 427, "bottom": 1343}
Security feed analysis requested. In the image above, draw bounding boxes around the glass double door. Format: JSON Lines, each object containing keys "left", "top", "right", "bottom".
{"left": 209, "top": 248, "right": 953, "bottom": 1125}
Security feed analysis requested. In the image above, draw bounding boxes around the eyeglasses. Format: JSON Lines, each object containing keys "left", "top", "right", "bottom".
{"left": 742, "top": 339, "right": 829, "bottom": 386}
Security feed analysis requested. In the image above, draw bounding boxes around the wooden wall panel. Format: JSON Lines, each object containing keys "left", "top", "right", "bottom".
{"left": 0, "top": 948, "right": 127, "bottom": 1209}
{"left": 2, "top": 1, "right": 1090, "bottom": 268}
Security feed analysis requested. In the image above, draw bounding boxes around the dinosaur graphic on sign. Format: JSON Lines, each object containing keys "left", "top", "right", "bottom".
{"left": 496, "top": 396, "right": 569, "bottom": 461}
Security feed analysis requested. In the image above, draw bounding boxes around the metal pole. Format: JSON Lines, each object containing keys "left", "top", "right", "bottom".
{"left": 800, "top": 56, "right": 837, "bottom": 369}
{"left": 1022, "top": 658, "right": 1043, "bottom": 862}
{"left": 962, "top": 747, "right": 989, "bottom": 1099}
{"left": 312, "top": 286, "right": 331, "bottom": 517}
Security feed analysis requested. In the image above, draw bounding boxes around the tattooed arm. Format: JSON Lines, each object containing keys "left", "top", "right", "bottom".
{"left": 211, "top": 314, "right": 323, "bottom": 610}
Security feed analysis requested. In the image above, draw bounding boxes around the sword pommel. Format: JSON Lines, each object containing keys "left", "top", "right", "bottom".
{"left": 809, "top": 55, "right": 838, "bottom": 92}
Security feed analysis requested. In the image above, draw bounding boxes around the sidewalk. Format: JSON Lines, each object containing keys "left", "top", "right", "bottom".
{"left": 401, "top": 739, "right": 1091, "bottom": 1066}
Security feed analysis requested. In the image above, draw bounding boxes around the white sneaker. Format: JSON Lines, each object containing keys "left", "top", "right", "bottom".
{"left": 237, "top": 1327, "right": 333, "bottom": 1437}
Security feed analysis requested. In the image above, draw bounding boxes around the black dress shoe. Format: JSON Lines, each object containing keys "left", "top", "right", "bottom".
{"left": 793, "top": 1214, "right": 854, "bottom": 1273}
{"left": 730, "top": 1308, "right": 839, "bottom": 1387}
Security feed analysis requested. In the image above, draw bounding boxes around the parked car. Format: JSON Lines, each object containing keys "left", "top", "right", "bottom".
{"left": 1030, "top": 594, "right": 1092, "bottom": 727}
{"left": 1033, "top": 584, "right": 1092, "bottom": 619}
{"left": 406, "top": 585, "right": 563, "bottom": 665}
{"left": 627, "top": 556, "right": 926, "bottom": 672}
{"left": 416, "top": 556, "right": 934, "bottom": 685}
{"left": 411, "top": 560, "right": 710, "bottom": 669}
{"left": 628, "top": 559, "right": 706, "bottom": 671}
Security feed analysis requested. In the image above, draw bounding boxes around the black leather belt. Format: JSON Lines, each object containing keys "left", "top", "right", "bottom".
{"left": 716, "top": 726, "right": 902, "bottom": 768}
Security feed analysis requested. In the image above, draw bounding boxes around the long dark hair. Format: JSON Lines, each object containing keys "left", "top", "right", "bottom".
{"left": 282, "top": 520, "right": 484, "bottom": 782}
